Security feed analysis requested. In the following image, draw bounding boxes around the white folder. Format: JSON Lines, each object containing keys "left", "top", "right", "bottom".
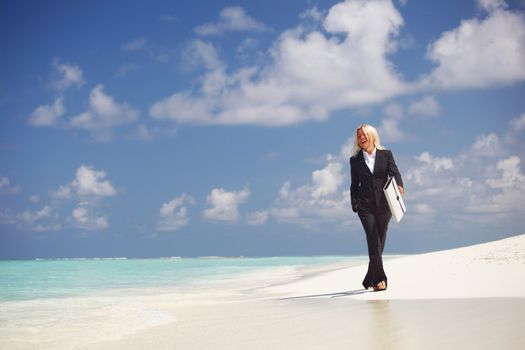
{"left": 383, "top": 176, "right": 406, "bottom": 223}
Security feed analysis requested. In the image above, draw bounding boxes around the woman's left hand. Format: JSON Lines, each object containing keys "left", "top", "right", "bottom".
{"left": 398, "top": 186, "right": 404, "bottom": 196}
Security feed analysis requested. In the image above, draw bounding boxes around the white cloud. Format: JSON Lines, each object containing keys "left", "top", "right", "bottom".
{"left": 28, "top": 96, "right": 65, "bottom": 127}
{"left": 466, "top": 155, "right": 525, "bottom": 215}
{"left": 135, "top": 124, "right": 154, "bottom": 140}
{"left": 235, "top": 37, "right": 261, "bottom": 62}
{"left": 151, "top": 0, "right": 408, "bottom": 126}
{"left": 150, "top": 90, "right": 214, "bottom": 124}
{"left": 73, "top": 165, "right": 117, "bottom": 197}
{"left": 408, "top": 96, "right": 440, "bottom": 117}
{"left": 203, "top": 187, "right": 250, "bottom": 222}
{"left": 115, "top": 63, "right": 140, "bottom": 78}
{"left": 70, "top": 85, "right": 139, "bottom": 140}
{"left": 45, "top": 166, "right": 117, "bottom": 231}
{"left": 361, "top": 97, "right": 440, "bottom": 146}
{"left": 181, "top": 39, "right": 225, "bottom": 72}
{"left": 339, "top": 134, "right": 357, "bottom": 160}
{"left": 20, "top": 205, "right": 51, "bottom": 224}
{"left": 271, "top": 158, "right": 351, "bottom": 228}
{"left": 471, "top": 133, "right": 500, "bottom": 156}
{"left": 71, "top": 203, "right": 109, "bottom": 231}
{"left": 0, "top": 208, "right": 17, "bottom": 225}
{"left": 422, "top": 3, "right": 525, "bottom": 89}
{"left": 311, "top": 159, "right": 344, "bottom": 199}
{"left": 131, "top": 123, "right": 177, "bottom": 141}
{"left": 415, "top": 152, "right": 453, "bottom": 171}
{"left": 194, "top": 6, "right": 269, "bottom": 36}
{"left": 413, "top": 203, "right": 434, "bottom": 215}
{"left": 149, "top": 1, "right": 525, "bottom": 128}
{"left": 279, "top": 181, "right": 291, "bottom": 199}
{"left": 383, "top": 102, "right": 404, "bottom": 120}
{"left": 299, "top": 6, "right": 326, "bottom": 22}
{"left": 378, "top": 117, "right": 405, "bottom": 143}
{"left": 378, "top": 102, "right": 406, "bottom": 143}
{"left": 246, "top": 210, "right": 269, "bottom": 225}
{"left": 158, "top": 194, "right": 194, "bottom": 231}
{"left": 17, "top": 205, "right": 61, "bottom": 232}
{"left": 401, "top": 129, "right": 525, "bottom": 233}
{"left": 0, "top": 176, "right": 21, "bottom": 195}
{"left": 2, "top": 167, "right": 117, "bottom": 232}
{"left": 509, "top": 113, "right": 525, "bottom": 131}
{"left": 51, "top": 184, "right": 73, "bottom": 199}
{"left": 505, "top": 113, "right": 525, "bottom": 144}
{"left": 407, "top": 152, "right": 453, "bottom": 186}
{"left": 486, "top": 156, "right": 525, "bottom": 189}
{"left": 477, "top": 0, "right": 508, "bottom": 12}
{"left": 52, "top": 165, "right": 117, "bottom": 199}
{"left": 122, "top": 36, "right": 148, "bottom": 51}
{"left": 52, "top": 59, "right": 85, "bottom": 91}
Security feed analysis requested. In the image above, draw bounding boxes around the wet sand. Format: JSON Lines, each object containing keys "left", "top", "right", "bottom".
{"left": 82, "top": 298, "right": 525, "bottom": 350}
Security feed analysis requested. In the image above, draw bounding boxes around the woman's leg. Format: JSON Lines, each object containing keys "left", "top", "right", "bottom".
{"left": 358, "top": 209, "right": 387, "bottom": 289}
{"left": 376, "top": 210, "right": 391, "bottom": 255}
{"left": 375, "top": 210, "right": 392, "bottom": 288}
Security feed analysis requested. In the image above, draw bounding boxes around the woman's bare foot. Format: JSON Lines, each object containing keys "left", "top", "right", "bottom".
{"left": 373, "top": 281, "right": 387, "bottom": 291}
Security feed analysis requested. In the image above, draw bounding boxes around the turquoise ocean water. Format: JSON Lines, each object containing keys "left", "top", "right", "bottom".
{"left": 1, "top": 256, "right": 374, "bottom": 349}
{"left": 0, "top": 256, "right": 368, "bottom": 302}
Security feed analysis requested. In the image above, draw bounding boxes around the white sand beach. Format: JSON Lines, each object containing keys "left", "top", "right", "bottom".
{"left": 77, "top": 234, "right": 525, "bottom": 350}
{"left": 3, "top": 234, "right": 525, "bottom": 350}
{"left": 263, "top": 233, "right": 525, "bottom": 301}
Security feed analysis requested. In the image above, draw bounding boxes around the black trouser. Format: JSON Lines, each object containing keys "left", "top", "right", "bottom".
{"left": 358, "top": 204, "right": 391, "bottom": 289}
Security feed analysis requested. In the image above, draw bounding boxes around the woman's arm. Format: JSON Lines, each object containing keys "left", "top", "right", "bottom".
{"left": 350, "top": 157, "right": 360, "bottom": 212}
{"left": 387, "top": 150, "right": 404, "bottom": 195}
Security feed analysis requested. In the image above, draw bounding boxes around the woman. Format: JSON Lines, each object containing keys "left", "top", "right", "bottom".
{"left": 350, "top": 124, "right": 404, "bottom": 291}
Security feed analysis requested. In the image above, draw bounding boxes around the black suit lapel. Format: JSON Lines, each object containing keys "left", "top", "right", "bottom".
{"left": 372, "top": 150, "right": 382, "bottom": 175}
{"left": 357, "top": 150, "right": 372, "bottom": 175}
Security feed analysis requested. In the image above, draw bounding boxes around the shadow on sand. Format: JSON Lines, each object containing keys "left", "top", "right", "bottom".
{"left": 278, "top": 288, "right": 373, "bottom": 300}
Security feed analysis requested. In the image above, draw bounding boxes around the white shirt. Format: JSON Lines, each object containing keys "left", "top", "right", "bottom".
{"left": 363, "top": 148, "right": 376, "bottom": 173}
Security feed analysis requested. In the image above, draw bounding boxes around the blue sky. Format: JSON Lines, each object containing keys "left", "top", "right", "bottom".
{"left": 1, "top": 0, "right": 525, "bottom": 259}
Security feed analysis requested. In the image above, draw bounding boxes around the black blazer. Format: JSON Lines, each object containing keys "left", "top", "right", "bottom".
{"left": 350, "top": 149, "right": 403, "bottom": 213}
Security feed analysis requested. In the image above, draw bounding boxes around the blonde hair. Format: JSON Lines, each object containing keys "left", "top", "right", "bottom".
{"left": 351, "top": 124, "right": 385, "bottom": 156}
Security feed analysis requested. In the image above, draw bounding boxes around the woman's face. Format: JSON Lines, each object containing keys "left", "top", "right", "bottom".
{"left": 357, "top": 128, "right": 372, "bottom": 151}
